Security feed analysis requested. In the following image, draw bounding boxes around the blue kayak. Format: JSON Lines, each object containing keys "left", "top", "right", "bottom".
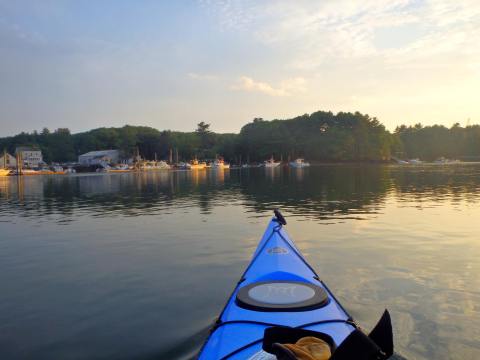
{"left": 198, "top": 211, "right": 393, "bottom": 360}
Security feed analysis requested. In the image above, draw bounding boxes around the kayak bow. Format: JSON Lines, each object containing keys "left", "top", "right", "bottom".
{"left": 198, "top": 211, "right": 375, "bottom": 360}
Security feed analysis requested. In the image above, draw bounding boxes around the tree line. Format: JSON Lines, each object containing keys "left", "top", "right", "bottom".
{"left": 1, "top": 111, "right": 479, "bottom": 163}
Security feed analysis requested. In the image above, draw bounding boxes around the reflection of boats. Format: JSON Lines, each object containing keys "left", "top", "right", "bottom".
{"left": 289, "top": 158, "right": 310, "bottom": 168}
{"left": 190, "top": 159, "right": 207, "bottom": 170}
{"left": 264, "top": 157, "right": 281, "bottom": 168}
{"left": 212, "top": 158, "right": 230, "bottom": 169}
{"left": 198, "top": 210, "right": 394, "bottom": 360}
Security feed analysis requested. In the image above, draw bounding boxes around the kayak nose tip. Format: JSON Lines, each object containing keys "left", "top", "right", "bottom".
{"left": 274, "top": 209, "right": 287, "bottom": 225}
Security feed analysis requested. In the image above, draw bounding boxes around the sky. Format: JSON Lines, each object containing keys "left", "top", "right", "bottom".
{"left": 0, "top": 0, "right": 479, "bottom": 136}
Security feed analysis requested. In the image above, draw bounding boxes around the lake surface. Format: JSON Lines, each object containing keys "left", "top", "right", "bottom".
{"left": 1, "top": 165, "right": 479, "bottom": 360}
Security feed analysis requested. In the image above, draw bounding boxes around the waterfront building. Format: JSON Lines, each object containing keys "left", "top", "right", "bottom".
{"left": 78, "top": 150, "right": 120, "bottom": 165}
{"left": 15, "top": 147, "right": 43, "bottom": 167}
{"left": 0, "top": 152, "right": 17, "bottom": 168}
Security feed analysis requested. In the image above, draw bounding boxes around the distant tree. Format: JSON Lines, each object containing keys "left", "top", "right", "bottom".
{"left": 195, "top": 122, "right": 214, "bottom": 157}
{"left": 196, "top": 122, "right": 211, "bottom": 134}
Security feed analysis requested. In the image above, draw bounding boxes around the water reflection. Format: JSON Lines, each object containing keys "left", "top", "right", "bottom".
{"left": 1, "top": 166, "right": 480, "bottom": 224}
{"left": 1, "top": 165, "right": 480, "bottom": 360}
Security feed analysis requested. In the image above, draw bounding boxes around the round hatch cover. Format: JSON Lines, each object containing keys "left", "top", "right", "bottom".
{"left": 236, "top": 281, "right": 329, "bottom": 311}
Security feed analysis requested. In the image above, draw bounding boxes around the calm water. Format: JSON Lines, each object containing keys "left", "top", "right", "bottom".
{"left": 1, "top": 165, "right": 479, "bottom": 360}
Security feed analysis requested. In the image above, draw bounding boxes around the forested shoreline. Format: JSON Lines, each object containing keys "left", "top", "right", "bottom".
{"left": 1, "top": 111, "right": 479, "bottom": 163}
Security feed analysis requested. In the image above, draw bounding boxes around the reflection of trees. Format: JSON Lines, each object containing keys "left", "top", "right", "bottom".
{"left": 238, "top": 166, "right": 392, "bottom": 220}
{"left": 1, "top": 165, "right": 479, "bottom": 224}
{"left": 390, "top": 165, "right": 480, "bottom": 203}
{"left": 0, "top": 171, "right": 233, "bottom": 222}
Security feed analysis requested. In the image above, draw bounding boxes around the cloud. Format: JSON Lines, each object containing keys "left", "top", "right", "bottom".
{"left": 202, "top": 0, "right": 480, "bottom": 70}
{"left": 187, "top": 72, "right": 219, "bottom": 81}
{"left": 231, "top": 76, "right": 306, "bottom": 96}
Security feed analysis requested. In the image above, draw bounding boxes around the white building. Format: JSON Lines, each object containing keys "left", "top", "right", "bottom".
{"left": 15, "top": 147, "right": 43, "bottom": 168}
{"left": 0, "top": 152, "right": 17, "bottom": 168}
{"left": 78, "top": 150, "right": 120, "bottom": 165}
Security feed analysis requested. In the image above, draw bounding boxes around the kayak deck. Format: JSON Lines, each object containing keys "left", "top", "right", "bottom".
{"left": 198, "top": 217, "right": 356, "bottom": 359}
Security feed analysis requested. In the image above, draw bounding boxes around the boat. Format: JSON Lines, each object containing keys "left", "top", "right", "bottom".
{"left": 190, "top": 159, "right": 207, "bottom": 170}
{"left": 212, "top": 158, "right": 230, "bottom": 169}
{"left": 198, "top": 210, "right": 394, "bottom": 360}
{"left": 264, "top": 157, "right": 281, "bottom": 168}
{"left": 156, "top": 161, "right": 171, "bottom": 169}
{"left": 289, "top": 158, "right": 310, "bottom": 168}
{"left": 434, "top": 157, "right": 460, "bottom": 164}
{"left": 408, "top": 159, "right": 422, "bottom": 164}
{"left": 51, "top": 165, "right": 66, "bottom": 174}
{"left": 139, "top": 161, "right": 171, "bottom": 170}
{"left": 0, "top": 168, "right": 11, "bottom": 176}
{"left": 18, "top": 169, "right": 44, "bottom": 175}
{"left": 177, "top": 162, "right": 190, "bottom": 170}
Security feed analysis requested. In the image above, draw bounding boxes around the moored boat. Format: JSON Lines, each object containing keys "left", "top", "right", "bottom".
{"left": 408, "top": 158, "right": 422, "bottom": 164}
{"left": 0, "top": 168, "right": 11, "bottom": 176}
{"left": 139, "top": 161, "right": 171, "bottom": 170}
{"left": 198, "top": 211, "right": 394, "bottom": 360}
{"left": 177, "top": 162, "right": 190, "bottom": 170}
{"left": 289, "top": 158, "right": 310, "bottom": 168}
{"left": 190, "top": 159, "right": 207, "bottom": 170}
{"left": 434, "top": 157, "right": 460, "bottom": 164}
{"left": 212, "top": 158, "right": 230, "bottom": 169}
{"left": 264, "top": 157, "right": 281, "bottom": 168}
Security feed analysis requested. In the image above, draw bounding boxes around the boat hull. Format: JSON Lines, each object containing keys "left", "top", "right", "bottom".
{"left": 0, "top": 168, "right": 11, "bottom": 176}
{"left": 289, "top": 163, "right": 310, "bottom": 168}
{"left": 264, "top": 162, "right": 281, "bottom": 168}
{"left": 198, "top": 218, "right": 355, "bottom": 359}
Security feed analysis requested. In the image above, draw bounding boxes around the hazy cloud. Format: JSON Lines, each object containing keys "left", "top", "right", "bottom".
{"left": 187, "top": 72, "right": 219, "bottom": 81}
{"left": 231, "top": 76, "right": 306, "bottom": 97}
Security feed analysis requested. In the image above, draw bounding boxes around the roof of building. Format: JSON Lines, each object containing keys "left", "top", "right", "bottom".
{"left": 79, "top": 150, "right": 119, "bottom": 157}
{"left": 15, "top": 146, "right": 41, "bottom": 153}
{"left": 0, "top": 153, "right": 15, "bottom": 159}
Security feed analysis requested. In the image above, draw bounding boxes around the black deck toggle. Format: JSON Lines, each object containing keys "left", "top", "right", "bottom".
{"left": 274, "top": 209, "right": 287, "bottom": 225}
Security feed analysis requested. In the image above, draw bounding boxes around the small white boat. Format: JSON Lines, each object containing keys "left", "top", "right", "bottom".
{"left": 189, "top": 159, "right": 207, "bottom": 170}
{"left": 212, "top": 158, "right": 230, "bottom": 169}
{"left": 51, "top": 165, "right": 65, "bottom": 174}
{"left": 156, "top": 161, "right": 171, "bottom": 169}
{"left": 289, "top": 158, "right": 310, "bottom": 168}
{"left": 140, "top": 161, "right": 171, "bottom": 170}
{"left": 177, "top": 162, "right": 190, "bottom": 170}
{"left": 434, "top": 157, "right": 460, "bottom": 164}
{"left": 20, "top": 169, "right": 43, "bottom": 175}
{"left": 264, "top": 158, "right": 281, "bottom": 168}
{"left": 408, "top": 159, "right": 422, "bottom": 164}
